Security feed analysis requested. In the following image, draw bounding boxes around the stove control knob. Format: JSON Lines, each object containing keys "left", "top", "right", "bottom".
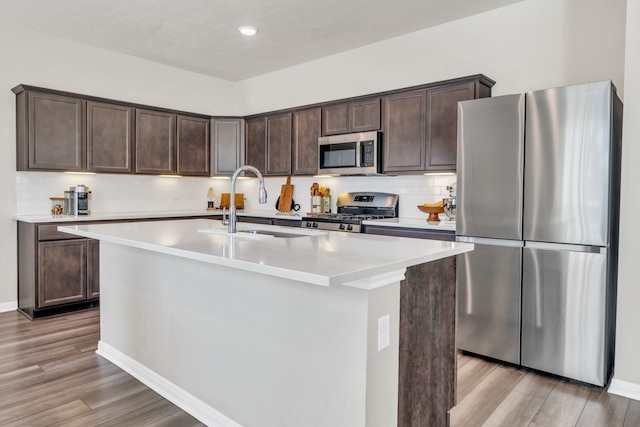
{"left": 312, "top": 223, "right": 318, "bottom": 228}
{"left": 347, "top": 225, "right": 353, "bottom": 231}
{"left": 339, "top": 224, "right": 346, "bottom": 230}
{"left": 305, "top": 222, "right": 312, "bottom": 228}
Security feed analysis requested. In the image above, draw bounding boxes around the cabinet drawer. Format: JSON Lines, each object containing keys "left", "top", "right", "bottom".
{"left": 38, "top": 224, "right": 83, "bottom": 241}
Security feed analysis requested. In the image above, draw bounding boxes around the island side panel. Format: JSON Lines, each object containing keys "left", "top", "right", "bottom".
{"left": 397, "top": 256, "right": 457, "bottom": 427}
{"left": 97, "top": 241, "right": 401, "bottom": 427}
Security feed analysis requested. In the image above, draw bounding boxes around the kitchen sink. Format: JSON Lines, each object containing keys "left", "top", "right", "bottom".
{"left": 197, "top": 227, "right": 325, "bottom": 239}
{"left": 242, "top": 229, "right": 306, "bottom": 238}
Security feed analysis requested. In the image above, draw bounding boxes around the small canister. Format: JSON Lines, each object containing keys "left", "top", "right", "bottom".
{"left": 50, "top": 197, "right": 65, "bottom": 215}
{"left": 311, "top": 196, "right": 323, "bottom": 213}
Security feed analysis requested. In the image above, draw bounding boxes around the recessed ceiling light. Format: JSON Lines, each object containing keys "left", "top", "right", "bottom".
{"left": 238, "top": 26, "right": 257, "bottom": 36}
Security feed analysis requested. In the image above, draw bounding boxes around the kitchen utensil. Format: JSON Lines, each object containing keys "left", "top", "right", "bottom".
{"left": 275, "top": 197, "right": 300, "bottom": 212}
{"left": 277, "top": 176, "right": 294, "bottom": 212}
{"left": 310, "top": 182, "right": 320, "bottom": 196}
{"left": 417, "top": 205, "right": 444, "bottom": 223}
{"left": 219, "top": 193, "right": 244, "bottom": 209}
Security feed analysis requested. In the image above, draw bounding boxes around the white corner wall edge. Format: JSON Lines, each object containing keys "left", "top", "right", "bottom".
{"left": 0, "top": 301, "right": 17, "bottom": 313}
{"left": 608, "top": 378, "right": 640, "bottom": 401}
{"left": 96, "top": 341, "right": 243, "bottom": 427}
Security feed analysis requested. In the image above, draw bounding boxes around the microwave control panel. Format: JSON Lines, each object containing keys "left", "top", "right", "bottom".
{"left": 361, "top": 141, "right": 375, "bottom": 167}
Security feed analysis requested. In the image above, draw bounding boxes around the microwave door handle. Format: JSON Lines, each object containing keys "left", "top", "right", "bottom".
{"left": 355, "top": 142, "right": 361, "bottom": 167}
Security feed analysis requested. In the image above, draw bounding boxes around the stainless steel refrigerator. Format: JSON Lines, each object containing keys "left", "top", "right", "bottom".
{"left": 456, "top": 81, "right": 622, "bottom": 386}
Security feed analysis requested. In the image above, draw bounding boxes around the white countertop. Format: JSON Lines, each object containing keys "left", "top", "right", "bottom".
{"left": 363, "top": 217, "right": 456, "bottom": 232}
{"left": 14, "top": 209, "right": 302, "bottom": 223}
{"left": 58, "top": 218, "right": 471, "bottom": 288}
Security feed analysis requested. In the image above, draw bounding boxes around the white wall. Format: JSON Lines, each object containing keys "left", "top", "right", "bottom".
{"left": 0, "top": 26, "right": 238, "bottom": 306}
{"left": 238, "top": 0, "right": 626, "bottom": 114}
{"left": 611, "top": 0, "right": 640, "bottom": 396}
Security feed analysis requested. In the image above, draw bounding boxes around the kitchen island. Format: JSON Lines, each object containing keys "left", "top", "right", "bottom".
{"left": 59, "top": 218, "right": 472, "bottom": 427}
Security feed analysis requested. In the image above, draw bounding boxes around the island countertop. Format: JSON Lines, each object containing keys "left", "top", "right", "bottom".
{"left": 58, "top": 218, "right": 472, "bottom": 288}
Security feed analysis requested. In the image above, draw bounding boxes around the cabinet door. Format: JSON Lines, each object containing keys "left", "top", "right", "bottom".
{"left": 135, "top": 109, "right": 176, "bottom": 174}
{"left": 212, "top": 118, "right": 245, "bottom": 176}
{"left": 27, "top": 91, "right": 84, "bottom": 171}
{"left": 38, "top": 240, "right": 87, "bottom": 308}
{"left": 266, "top": 113, "right": 292, "bottom": 175}
{"left": 350, "top": 98, "right": 381, "bottom": 132}
{"left": 87, "top": 239, "right": 100, "bottom": 299}
{"left": 177, "top": 115, "right": 210, "bottom": 176}
{"left": 292, "top": 108, "right": 321, "bottom": 176}
{"left": 426, "top": 82, "right": 475, "bottom": 171}
{"left": 322, "top": 103, "right": 349, "bottom": 135}
{"left": 382, "top": 90, "right": 427, "bottom": 173}
{"left": 245, "top": 117, "right": 267, "bottom": 174}
{"left": 87, "top": 101, "right": 133, "bottom": 173}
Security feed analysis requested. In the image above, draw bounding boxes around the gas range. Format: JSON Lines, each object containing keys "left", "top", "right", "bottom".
{"left": 301, "top": 192, "right": 399, "bottom": 233}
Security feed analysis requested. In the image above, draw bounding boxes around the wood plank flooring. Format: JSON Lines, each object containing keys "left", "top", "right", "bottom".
{"left": 451, "top": 352, "right": 640, "bottom": 427}
{"left": 1, "top": 308, "right": 638, "bottom": 427}
{"left": 0, "top": 309, "right": 204, "bottom": 427}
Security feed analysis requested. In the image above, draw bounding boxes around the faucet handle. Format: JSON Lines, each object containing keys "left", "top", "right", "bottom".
{"left": 222, "top": 206, "right": 229, "bottom": 225}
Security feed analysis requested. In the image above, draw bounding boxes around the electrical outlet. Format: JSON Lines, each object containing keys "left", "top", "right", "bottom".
{"left": 378, "top": 314, "right": 390, "bottom": 351}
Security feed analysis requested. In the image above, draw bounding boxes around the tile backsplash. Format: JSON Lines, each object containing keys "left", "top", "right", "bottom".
{"left": 16, "top": 172, "right": 456, "bottom": 219}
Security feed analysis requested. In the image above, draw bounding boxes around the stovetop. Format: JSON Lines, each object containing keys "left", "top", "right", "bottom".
{"left": 301, "top": 191, "right": 399, "bottom": 233}
{"left": 304, "top": 213, "right": 389, "bottom": 221}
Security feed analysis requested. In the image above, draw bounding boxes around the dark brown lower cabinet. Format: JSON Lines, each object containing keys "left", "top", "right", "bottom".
{"left": 18, "top": 222, "right": 99, "bottom": 318}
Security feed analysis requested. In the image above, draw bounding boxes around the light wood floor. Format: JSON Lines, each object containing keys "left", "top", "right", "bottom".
{"left": 1, "top": 309, "right": 638, "bottom": 427}
{"left": 0, "top": 309, "right": 204, "bottom": 427}
{"left": 451, "top": 352, "right": 640, "bottom": 427}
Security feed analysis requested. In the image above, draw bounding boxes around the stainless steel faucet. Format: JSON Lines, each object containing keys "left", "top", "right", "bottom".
{"left": 228, "top": 165, "right": 267, "bottom": 233}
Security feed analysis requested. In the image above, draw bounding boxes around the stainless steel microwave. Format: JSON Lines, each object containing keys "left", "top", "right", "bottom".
{"left": 318, "top": 131, "right": 382, "bottom": 175}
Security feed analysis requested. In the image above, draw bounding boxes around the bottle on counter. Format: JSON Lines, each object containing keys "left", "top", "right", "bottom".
{"left": 323, "top": 188, "right": 332, "bottom": 213}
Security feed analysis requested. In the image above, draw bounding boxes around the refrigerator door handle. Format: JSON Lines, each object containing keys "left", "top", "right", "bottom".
{"left": 456, "top": 236, "right": 524, "bottom": 247}
{"left": 524, "top": 241, "right": 607, "bottom": 254}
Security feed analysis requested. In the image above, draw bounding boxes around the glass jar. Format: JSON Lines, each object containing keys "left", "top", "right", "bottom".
{"left": 50, "top": 197, "right": 65, "bottom": 215}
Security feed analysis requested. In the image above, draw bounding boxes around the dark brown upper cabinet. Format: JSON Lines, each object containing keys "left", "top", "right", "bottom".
{"left": 292, "top": 107, "right": 321, "bottom": 176}
{"left": 135, "top": 109, "right": 176, "bottom": 175}
{"left": 266, "top": 113, "right": 292, "bottom": 176}
{"left": 245, "top": 117, "right": 267, "bottom": 174}
{"left": 211, "top": 118, "right": 245, "bottom": 176}
{"left": 87, "top": 101, "right": 133, "bottom": 173}
{"left": 382, "top": 90, "right": 428, "bottom": 173}
{"left": 322, "top": 98, "right": 381, "bottom": 136}
{"left": 425, "top": 82, "right": 476, "bottom": 171}
{"left": 15, "top": 90, "right": 85, "bottom": 171}
{"left": 177, "top": 115, "right": 210, "bottom": 176}
{"left": 382, "top": 78, "right": 493, "bottom": 173}
{"left": 14, "top": 85, "right": 211, "bottom": 177}
{"left": 245, "top": 114, "right": 292, "bottom": 176}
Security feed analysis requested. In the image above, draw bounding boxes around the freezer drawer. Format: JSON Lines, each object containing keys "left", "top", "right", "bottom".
{"left": 521, "top": 245, "right": 610, "bottom": 386}
{"left": 457, "top": 241, "right": 522, "bottom": 364}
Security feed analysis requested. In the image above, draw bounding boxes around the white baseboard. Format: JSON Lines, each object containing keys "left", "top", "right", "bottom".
{"left": 608, "top": 378, "right": 640, "bottom": 401}
{"left": 0, "top": 301, "right": 17, "bottom": 313}
{"left": 96, "top": 341, "right": 243, "bottom": 427}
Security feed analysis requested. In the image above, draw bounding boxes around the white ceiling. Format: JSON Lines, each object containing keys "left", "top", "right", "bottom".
{"left": 2, "top": 0, "right": 522, "bottom": 82}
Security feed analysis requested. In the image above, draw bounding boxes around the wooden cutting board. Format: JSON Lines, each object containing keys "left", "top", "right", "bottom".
{"left": 219, "top": 193, "right": 244, "bottom": 209}
{"left": 277, "top": 177, "right": 294, "bottom": 212}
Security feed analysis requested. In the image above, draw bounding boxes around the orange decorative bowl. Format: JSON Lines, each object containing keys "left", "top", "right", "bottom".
{"left": 417, "top": 205, "right": 444, "bottom": 223}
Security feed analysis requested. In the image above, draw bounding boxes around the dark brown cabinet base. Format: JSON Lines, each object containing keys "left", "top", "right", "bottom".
{"left": 18, "top": 221, "right": 99, "bottom": 319}
{"left": 398, "top": 257, "right": 457, "bottom": 427}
